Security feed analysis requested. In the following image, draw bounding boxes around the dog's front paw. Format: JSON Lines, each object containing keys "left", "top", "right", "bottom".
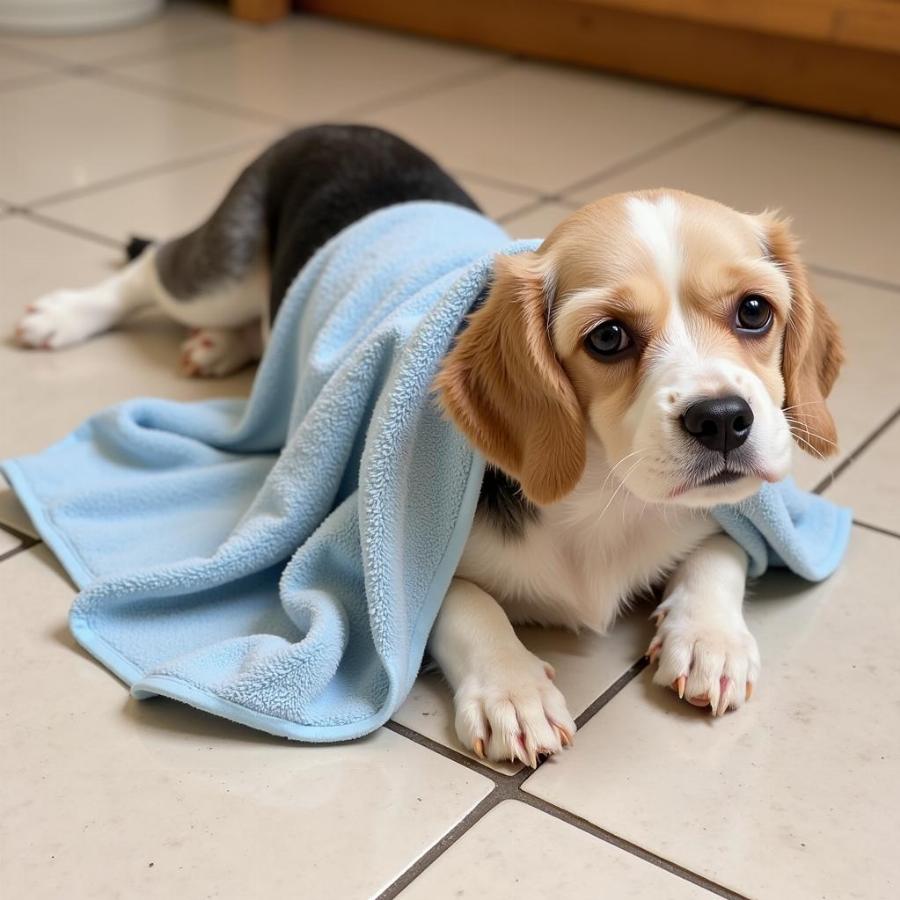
{"left": 453, "top": 651, "right": 576, "bottom": 767}
{"left": 647, "top": 599, "right": 760, "bottom": 716}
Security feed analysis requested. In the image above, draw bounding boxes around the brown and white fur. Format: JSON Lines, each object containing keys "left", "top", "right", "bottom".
{"left": 13, "top": 126, "right": 843, "bottom": 767}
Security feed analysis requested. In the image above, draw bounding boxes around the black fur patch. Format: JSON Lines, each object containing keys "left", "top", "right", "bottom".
{"left": 477, "top": 466, "right": 539, "bottom": 540}
{"left": 148, "top": 124, "right": 482, "bottom": 314}
{"left": 125, "top": 235, "right": 154, "bottom": 262}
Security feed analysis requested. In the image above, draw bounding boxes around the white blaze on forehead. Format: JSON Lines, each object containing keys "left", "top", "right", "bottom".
{"left": 626, "top": 194, "right": 682, "bottom": 300}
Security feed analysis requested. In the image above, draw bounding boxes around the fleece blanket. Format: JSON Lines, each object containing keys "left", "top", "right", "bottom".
{"left": 2, "top": 201, "right": 851, "bottom": 741}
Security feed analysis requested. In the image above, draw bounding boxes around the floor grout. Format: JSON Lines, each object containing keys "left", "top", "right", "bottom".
{"left": 807, "top": 264, "right": 900, "bottom": 296}
{"left": 16, "top": 209, "right": 127, "bottom": 252}
{"left": 378, "top": 396, "right": 900, "bottom": 897}
{"left": 555, "top": 103, "right": 753, "bottom": 198}
{"left": 340, "top": 56, "right": 515, "bottom": 120}
{"left": 0, "top": 19, "right": 262, "bottom": 72}
{"left": 518, "top": 793, "right": 751, "bottom": 900}
{"left": 94, "top": 67, "right": 292, "bottom": 127}
{"left": 0, "top": 525, "right": 39, "bottom": 564}
{"left": 852, "top": 519, "right": 900, "bottom": 541}
{"left": 574, "top": 656, "right": 649, "bottom": 730}
{"left": 23, "top": 134, "right": 277, "bottom": 212}
{"left": 381, "top": 656, "right": 744, "bottom": 899}
{"left": 813, "top": 405, "right": 900, "bottom": 495}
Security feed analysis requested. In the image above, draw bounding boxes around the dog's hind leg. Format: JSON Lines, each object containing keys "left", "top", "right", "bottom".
{"left": 16, "top": 161, "right": 270, "bottom": 377}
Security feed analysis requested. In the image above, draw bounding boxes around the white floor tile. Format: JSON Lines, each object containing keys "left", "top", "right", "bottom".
{"left": 118, "top": 15, "right": 502, "bottom": 123}
{"left": 0, "top": 545, "right": 493, "bottom": 900}
{"left": 502, "top": 201, "right": 573, "bottom": 239}
{"left": 567, "top": 108, "right": 900, "bottom": 285}
{"left": 0, "top": 77, "right": 273, "bottom": 205}
{"left": 455, "top": 174, "right": 539, "bottom": 220}
{"left": 825, "top": 417, "right": 900, "bottom": 533}
{"left": 366, "top": 61, "right": 737, "bottom": 194}
{"left": 38, "top": 140, "right": 271, "bottom": 240}
{"left": 0, "top": 48, "right": 56, "bottom": 86}
{"left": 37, "top": 143, "right": 538, "bottom": 241}
{"left": 523, "top": 526, "right": 900, "bottom": 900}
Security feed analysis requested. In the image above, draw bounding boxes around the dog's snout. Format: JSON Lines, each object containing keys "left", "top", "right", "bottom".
{"left": 680, "top": 396, "right": 754, "bottom": 453}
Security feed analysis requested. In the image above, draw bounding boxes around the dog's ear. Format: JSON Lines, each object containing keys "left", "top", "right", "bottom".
{"left": 762, "top": 214, "right": 844, "bottom": 457}
{"left": 435, "top": 252, "right": 585, "bottom": 505}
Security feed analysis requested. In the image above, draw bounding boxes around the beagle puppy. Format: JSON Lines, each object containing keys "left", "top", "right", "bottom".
{"left": 15, "top": 125, "right": 843, "bottom": 767}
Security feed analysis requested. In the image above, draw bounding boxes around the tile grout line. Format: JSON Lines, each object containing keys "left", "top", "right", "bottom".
{"left": 92, "top": 54, "right": 514, "bottom": 141}
{"left": 574, "top": 655, "right": 649, "bottom": 730}
{"left": 0, "top": 523, "right": 39, "bottom": 564}
{"left": 375, "top": 792, "right": 497, "bottom": 900}
{"left": 339, "top": 56, "right": 516, "bottom": 119}
{"left": 382, "top": 716, "right": 744, "bottom": 899}
{"left": 0, "top": 71, "right": 66, "bottom": 95}
{"left": 452, "top": 168, "right": 550, "bottom": 199}
{"left": 851, "top": 519, "right": 900, "bottom": 541}
{"left": 0, "top": 28, "right": 255, "bottom": 71}
{"left": 94, "top": 68, "right": 291, "bottom": 127}
{"left": 20, "top": 134, "right": 276, "bottom": 212}
{"left": 812, "top": 405, "right": 900, "bottom": 495}
{"left": 555, "top": 103, "right": 753, "bottom": 199}
{"left": 517, "top": 793, "right": 751, "bottom": 900}
{"left": 381, "top": 653, "right": 751, "bottom": 899}
{"left": 496, "top": 196, "right": 562, "bottom": 227}
{"left": 808, "top": 263, "right": 900, "bottom": 296}
{"left": 69, "top": 30, "right": 266, "bottom": 71}
{"left": 16, "top": 209, "right": 126, "bottom": 251}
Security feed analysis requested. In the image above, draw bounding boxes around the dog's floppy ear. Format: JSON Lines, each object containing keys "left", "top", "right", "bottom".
{"left": 435, "top": 252, "right": 585, "bottom": 505}
{"left": 762, "top": 214, "right": 844, "bottom": 457}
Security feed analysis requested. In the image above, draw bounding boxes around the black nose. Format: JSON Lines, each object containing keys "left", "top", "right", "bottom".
{"left": 681, "top": 396, "right": 754, "bottom": 453}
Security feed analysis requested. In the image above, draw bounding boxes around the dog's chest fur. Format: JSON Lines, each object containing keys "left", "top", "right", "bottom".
{"left": 458, "top": 456, "right": 718, "bottom": 633}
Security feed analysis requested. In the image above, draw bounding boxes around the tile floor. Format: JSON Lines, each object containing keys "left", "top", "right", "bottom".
{"left": 1, "top": 4, "right": 898, "bottom": 898}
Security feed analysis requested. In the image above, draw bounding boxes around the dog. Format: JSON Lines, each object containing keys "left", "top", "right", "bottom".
{"left": 15, "top": 125, "right": 843, "bottom": 766}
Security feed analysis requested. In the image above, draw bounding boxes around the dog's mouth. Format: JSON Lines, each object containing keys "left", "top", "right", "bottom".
{"left": 695, "top": 467, "right": 745, "bottom": 488}
{"left": 668, "top": 460, "right": 765, "bottom": 500}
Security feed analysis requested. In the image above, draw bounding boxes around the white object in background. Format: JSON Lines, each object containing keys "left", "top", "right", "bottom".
{"left": 0, "top": 0, "right": 163, "bottom": 34}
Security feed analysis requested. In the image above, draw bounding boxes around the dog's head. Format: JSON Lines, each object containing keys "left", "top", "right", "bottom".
{"left": 436, "top": 189, "right": 843, "bottom": 507}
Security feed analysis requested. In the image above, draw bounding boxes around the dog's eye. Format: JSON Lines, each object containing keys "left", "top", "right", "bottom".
{"left": 585, "top": 320, "right": 632, "bottom": 358}
{"left": 736, "top": 294, "right": 773, "bottom": 332}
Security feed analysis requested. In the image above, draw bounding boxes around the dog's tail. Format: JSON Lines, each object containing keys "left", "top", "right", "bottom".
{"left": 125, "top": 235, "right": 154, "bottom": 262}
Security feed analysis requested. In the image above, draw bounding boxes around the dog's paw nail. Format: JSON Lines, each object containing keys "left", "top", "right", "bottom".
{"left": 647, "top": 641, "right": 662, "bottom": 665}
{"left": 472, "top": 738, "right": 485, "bottom": 759}
{"left": 746, "top": 682, "right": 754, "bottom": 701}
{"left": 674, "top": 675, "right": 686, "bottom": 699}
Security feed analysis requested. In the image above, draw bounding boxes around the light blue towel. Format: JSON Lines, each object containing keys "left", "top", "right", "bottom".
{"left": 2, "top": 201, "right": 851, "bottom": 741}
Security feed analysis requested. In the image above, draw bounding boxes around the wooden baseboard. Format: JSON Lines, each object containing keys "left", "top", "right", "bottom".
{"left": 230, "top": 0, "right": 291, "bottom": 24}
{"left": 301, "top": 0, "right": 900, "bottom": 127}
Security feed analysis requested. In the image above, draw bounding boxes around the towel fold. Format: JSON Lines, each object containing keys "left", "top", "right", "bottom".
{"left": 2, "top": 201, "right": 852, "bottom": 741}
